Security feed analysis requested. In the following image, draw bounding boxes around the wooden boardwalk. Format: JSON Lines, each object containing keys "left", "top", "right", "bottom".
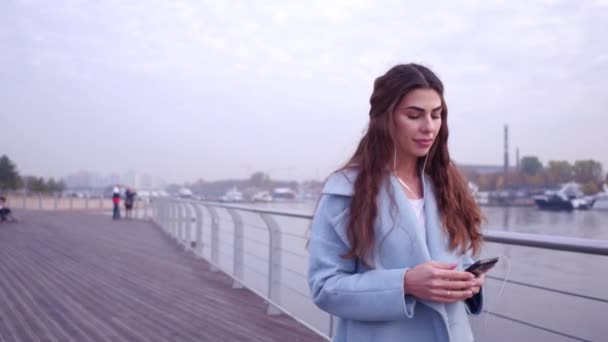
{"left": 0, "top": 211, "right": 323, "bottom": 342}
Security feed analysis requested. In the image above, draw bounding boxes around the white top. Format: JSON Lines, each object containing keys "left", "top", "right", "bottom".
{"left": 408, "top": 197, "right": 426, "bottom": 242}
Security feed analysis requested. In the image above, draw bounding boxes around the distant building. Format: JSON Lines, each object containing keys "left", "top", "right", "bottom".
{"left": 109, "top": 173, "right": 121, "bottom": 186}
{"left": 457, "top": 164, "right": 517, "bottom": 175}
{"left": 65, "top": 171, "right": 93, "bottom": 188}
{"left": 122, "top": 170, "right": 138, "bottom": 188}
{"left": 141, "top": 173, "right": 153, "bottom": 189}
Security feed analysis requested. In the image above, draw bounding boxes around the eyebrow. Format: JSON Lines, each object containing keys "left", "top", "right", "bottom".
{"left": 404, "top": 105, "right": 443, "bottom": 113}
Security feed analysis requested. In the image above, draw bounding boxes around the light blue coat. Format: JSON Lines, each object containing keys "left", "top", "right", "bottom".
{"left": 308, "top": 169, "right": 482, "bottom": 342}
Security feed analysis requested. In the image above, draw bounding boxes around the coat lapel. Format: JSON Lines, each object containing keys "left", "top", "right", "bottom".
{"left": 386, "top": 174, "right": 431, "bottom": 263}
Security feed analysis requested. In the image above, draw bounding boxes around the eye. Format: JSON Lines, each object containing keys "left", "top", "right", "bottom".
{"left": 405, "top": 111, "right": 421, "bottom": 119}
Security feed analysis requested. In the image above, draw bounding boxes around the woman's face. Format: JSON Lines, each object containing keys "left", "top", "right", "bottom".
{"left": 392, "top": 88, "right": 443, "bottom": 159}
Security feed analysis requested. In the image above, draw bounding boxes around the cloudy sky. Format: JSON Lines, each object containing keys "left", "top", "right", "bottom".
{"left": 1, "top": 0, "right": 607, "bottom": 183}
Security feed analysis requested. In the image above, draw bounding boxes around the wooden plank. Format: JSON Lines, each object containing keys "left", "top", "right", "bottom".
{"left": 0, "top": 211, "right": 323, "bottom": 341}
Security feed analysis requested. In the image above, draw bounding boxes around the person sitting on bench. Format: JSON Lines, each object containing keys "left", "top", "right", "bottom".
{"left": 0, "top": 196, "right": 18, "bottom": 223}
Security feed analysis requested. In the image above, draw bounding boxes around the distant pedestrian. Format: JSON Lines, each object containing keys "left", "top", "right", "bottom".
{"left": 124, "top": 188, "right": 136, "bottom": 219}
{"left": 112, "top": 186, "right": 121, "bottom": 220}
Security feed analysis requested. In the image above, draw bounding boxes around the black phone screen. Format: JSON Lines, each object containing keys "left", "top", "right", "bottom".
{"left": 465, "top": 257, "right": 499, "bottom": 276}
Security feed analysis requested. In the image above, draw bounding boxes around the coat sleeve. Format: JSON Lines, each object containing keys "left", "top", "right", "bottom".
{"left": 462, "top": 254, "right": 484, "bottom": 315}
{"left": 307, "top": 194, "right": 417, "bottom": 321}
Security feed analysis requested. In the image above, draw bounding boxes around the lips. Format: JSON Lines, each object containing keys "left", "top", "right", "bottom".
{"left": 414, "top": 139, "right": 433, "bottom": 148}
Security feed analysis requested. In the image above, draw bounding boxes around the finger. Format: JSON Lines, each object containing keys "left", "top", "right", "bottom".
{"left": 475, "top": 273, "right": 486, "bottom": 286}
{"left": 432, "top": 288, "right": 474, "bottom": 299}
{"left": 435, "top": 269, "right": 475, "bottom": 281}
{"left": 429, "top": 261, "right": 458, "bottom": 270}
{"left": 433, "top": 279, "right": 475, "bottom": 291}
{"left": 432, "top": 289, "right": 473, "bottom": 302}
{"left": 472, "top": 286, "right": 480, "bottom": 295}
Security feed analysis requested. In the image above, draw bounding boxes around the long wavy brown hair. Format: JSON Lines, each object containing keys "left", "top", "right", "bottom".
{"left": 342, "top": 63, "right": 483, "bottom": 266}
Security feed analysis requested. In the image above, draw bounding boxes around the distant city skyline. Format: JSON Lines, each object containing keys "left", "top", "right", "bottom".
{"left": 62, "top": 170, "right": 166, "bottom": 189}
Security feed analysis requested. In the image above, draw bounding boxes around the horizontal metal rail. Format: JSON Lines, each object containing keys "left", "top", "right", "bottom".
{"left": 483, "top": 230, "right": 608, "bottom": 256}
{"left": 202, "top": 201, "right": 608, "bottom": 256}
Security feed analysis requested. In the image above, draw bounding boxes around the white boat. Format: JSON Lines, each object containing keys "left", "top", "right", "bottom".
{"left": 533, "top": 182, "right": 596, "bottom": 211}
{"left": 272, "top": 188, "right": 296, "bottom": 200}
{"left": 468, "top": 182, "right": 489, "bottom": 205}
{"left": 252, "top": 191, "right": 273, "bottom": 203}
{"left": 594, "top": 184, "right": 608, "bottom": 210}
{"left": 178, "top": 187, "right": 194, "bottom": 199}
{"left": 220, "top": 187, "right": 244, "bottom": 202}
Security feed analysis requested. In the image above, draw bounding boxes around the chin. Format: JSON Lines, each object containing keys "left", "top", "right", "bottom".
{"left": 412, "top": 148, "right": 431, "bottom": 157}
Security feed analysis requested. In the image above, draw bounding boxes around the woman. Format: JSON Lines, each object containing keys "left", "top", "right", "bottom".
{"left": 308, "top": 63, "right": 485, "bottom": 342}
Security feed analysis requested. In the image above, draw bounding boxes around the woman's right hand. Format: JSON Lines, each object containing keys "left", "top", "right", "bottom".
{"left": 403, "top": 261, "right": 476, "bottom": 303}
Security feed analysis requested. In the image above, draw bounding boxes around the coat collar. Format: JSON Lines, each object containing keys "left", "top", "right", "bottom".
{"left": 322, "top": 167, "right": 458, "bottom": 263}
{"left": 321, "top": 168, "right": 357, "bottom": 196}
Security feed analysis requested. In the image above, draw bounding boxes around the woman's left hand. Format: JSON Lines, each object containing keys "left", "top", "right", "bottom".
{"left": 471, "top": 273, "right": 485, "bottom": 295}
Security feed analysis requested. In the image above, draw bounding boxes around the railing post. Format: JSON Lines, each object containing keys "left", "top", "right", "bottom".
{"left": 171, "top": 201, "right": 178, "bottom": 238}
{"left": 183, "top": 202, "right": 194, "bottom": 250}
{"left": 227, "top": 208, "right": 244, "bottom": 289}
{"left": 166, "top": 201, "right": 171, "bottom": 230}
{"left": 133, "top": 200, "right": 139, "bottom": 219}
{"left": 260, "top": 213, "right": 282, "bottom": 315}
{"left": 166, "top": 200, "right": 171, "bottom": 232}
{"left": 158, "top": 199, "right": 165, "bottom": 224}
{"left": 156, "top": 200, "right": 163, "bottom": 229}
{"left": 38, "top": 193, "right": 42, "bottom": 210}
{"left": 169, "top": 201, "right": 176, "bottom": 236}
{"left": 160, "top": 200, "right": 166, "bottom": 230}
{"left": 143, "top": 200, "right": 150, "bottom": 220}
{"left": 85, "top": 194, "right": 89, "bottom": 210}
{"left": 69, "top": 196, "right": 73, "bottom": 211}
{"left": 177, "top": 201, "right": 185, "bottom": 244}
{"left": 173, "top": 201, "right": 180, "bottom": 238}
{"left": 99, "top": 196, "right": 103, "bottom": 210}
{"left": 204, "top": 205, "right": 220, "bottom": 271}
{"left": 192, "top": 203, "right": 204, "bottom": 256}
{"left": 54, "top": 193, "right": 58, "bottom": 211}
{"left": 22, "top": 191, "right": 26, "bottom": 209}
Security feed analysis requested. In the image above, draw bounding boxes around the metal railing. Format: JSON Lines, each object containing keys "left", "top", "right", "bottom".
{"left": 148, "top": 199, "right": 608, "bottom": 341}
{"left": 4, "top": 192, "right": 152, "bottom": 219}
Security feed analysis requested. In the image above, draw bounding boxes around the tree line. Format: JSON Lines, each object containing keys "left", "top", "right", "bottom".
{"left": 0, "top": 155, "right": 66, "bottom": 193}
{"left": 463, "top": 156, "right": 607, "bottom": 195}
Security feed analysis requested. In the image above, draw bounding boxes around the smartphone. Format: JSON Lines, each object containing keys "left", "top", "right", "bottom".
{"left": 465, "top": 257, "right": 499, "bottom": 277}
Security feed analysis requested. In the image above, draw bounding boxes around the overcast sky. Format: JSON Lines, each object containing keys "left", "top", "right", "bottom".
{"left": 1, "top": 0, "right": 607, "bottom": 183}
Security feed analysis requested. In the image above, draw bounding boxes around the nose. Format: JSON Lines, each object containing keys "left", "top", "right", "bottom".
{"left": 420, "top": 114, "right": 433, "bottom": 132}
